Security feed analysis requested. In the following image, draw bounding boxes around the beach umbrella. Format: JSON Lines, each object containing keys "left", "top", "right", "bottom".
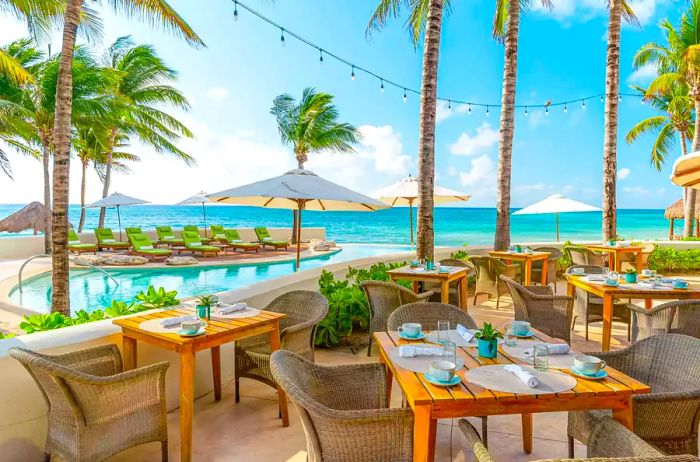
{"left": 671, "top": 151, "right": 700, "bottom": 188}
{"left": 372, "top": 174, "right": 470, "bottom": 245}
{"left": 85, "top": 192, "right": 149, "bottom": 240}
{"left": 176, "top": 192, "right": 212, "bottom": 237}
{"left": 207, "top": 169, "right": 390, "bottom": 269}
{"left": 513, "top": 194, "right": 601, "bottom": 242}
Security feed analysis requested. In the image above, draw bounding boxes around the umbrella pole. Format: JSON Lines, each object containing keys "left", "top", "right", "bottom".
{"left": 117, "top": 206, "right": 123, "bottom": 241}
{"left": 296, "top": 201, "right": 303, "bottom": 271}
{"left": 409, "top": 199, "right": 414, "bottom": 246}
{"left": 202, "top": 203, "right": 207, "bottom": 237}
{"left": 555, "top": 212, "right": 560, "bottom": 242}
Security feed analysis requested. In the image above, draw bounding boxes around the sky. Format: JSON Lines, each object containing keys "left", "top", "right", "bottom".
{"left": 0, "top": 0, "right": 688, "bottom": 208}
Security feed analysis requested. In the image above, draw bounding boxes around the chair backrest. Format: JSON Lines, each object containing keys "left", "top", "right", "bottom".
{"left": 533, "top": 246, "right": 563, "bottom": 260}
{"left": 155, "top": 226, "right": 174, "bottom": 239}
{"left": 182, "top": 230, "right": 202, "bottom": 246}
{"left": 183, "top": 225, "right": 201, "bottom": 236}
{"left": 265, "top": 290, "right": 328, "bottom": 331}
{"left": 210, "top": 225, "right": 225, "bottom": 238}
{"left": 360, "top": 280, "right": 429, "bottom": 333}
{"left": 565, "top": 246, "right": 588, "bottom": 265}
{"left": 632, "top": 300, "right": 700, "bottom": 342}
{"left": 469, "top": 256, "right": 506, "bottom": 283}
{"left": 94, "top": 228, "right": 116, "bottom": 242}
{"left": 387, "top": 302, "right": 477, "bottom": 331}
{"left": 67, "top": 229, "right": 80, "bottom": 243}
{"left": 225, "top": 229, "right": 243, "bottom": 241}
{"left": 129, "top": 232, "right": 154, "bottom": 250}
{"left": 567, "top": 265, "right": 605, "bottom": 275}
{"left": 125, "top": 227, "right": 141, "bottom": 239}
{"left": 254, "top": 227, "right": 271, "bottom": 241}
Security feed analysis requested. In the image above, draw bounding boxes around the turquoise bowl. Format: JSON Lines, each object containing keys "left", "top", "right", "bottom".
{"left": 477, "top": 338, "right": 498, "bottom": 358}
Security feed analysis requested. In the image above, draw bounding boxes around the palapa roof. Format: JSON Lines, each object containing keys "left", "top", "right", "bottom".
{"left": 0, "top": 201, "right": 50, "bottom": 234}
{"left": 664, "top": 199, "right": 700, "bottom": 219}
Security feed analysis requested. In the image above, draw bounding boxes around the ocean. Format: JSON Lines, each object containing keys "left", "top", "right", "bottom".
{"left": 0, "top": 204, "right": 672, "bottom": 246}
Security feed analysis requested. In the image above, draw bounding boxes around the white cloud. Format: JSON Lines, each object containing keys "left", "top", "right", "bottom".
{"left": 627, "top": 63, "right": 657, "bottom": 84}
{"left": 447, "top": 166, "right": 458, "bottom": 177}
{"left": 458, "top": 155, "right": 496, "bottom": 199}
{"left": 436, "top": 100, "right": 472, "bottom": 123}
{"left": 618, "top": 168, "right": 631, "bottom": 180}
{"left": 622, "top": 185, "right": 649, "bottom": 195}
{"left": 205, "top": 87, "right": 230, "bottom": 102}
{"left": 534, "top": 0, "right": 668, "bottom": 26}
{"left": 450, "top": 123, "right": 499, "bottom": 156}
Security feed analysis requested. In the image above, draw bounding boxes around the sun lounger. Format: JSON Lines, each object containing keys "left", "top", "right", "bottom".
{"left": 156, "top": 226, "right": 185, "bottom": 247}
{"left": 209, "top": 225, "right": 228, "bottom": 243}
{"left": 224, "top": 229, "right": 259, "bottom": 252}
{"left": 67, "top": 230, "right": 98, "bottom": 254}
{"left": 125, "top": 227, "right": 142, "bottom": 240}
{"left": 183, "top": 225, "right": 211, "bottom": 244}
{"left": 94, "top": 228, "right": 130, "bottom": 251}
{"left": 128, "top": 232, "right": 172, "bottom": 261}
{"left": 182, "top": 230, "right": 220, "bottom": 257}
{"left": 254, "top": 227, "right": 288, "bottom": 250}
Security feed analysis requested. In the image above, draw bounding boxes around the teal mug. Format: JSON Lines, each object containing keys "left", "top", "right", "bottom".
{"left": 673, "top": 280, "right": 689, "bottom": 289}
{"left": 398, "top": 322, "right": 422, "bottom": 338}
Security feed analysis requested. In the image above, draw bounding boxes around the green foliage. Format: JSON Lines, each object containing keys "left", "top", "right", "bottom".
{"left": 196, "top": 295, "right": 216, "bottom": 307}
{"left": 0, "top": 332, "right": 15, "bottom": 340}
{"left": 625, "top": 268, "right": 637, "bottom": 275}
{"left": 647, "top": 246, "right": 700, "bottom": 273}
{"left": 451, "top": 248, "right": 470, "bottom": 260}
{"left": 71, "top": 309, "right": 106, "bottom": 324}
{"left": 105, "top": 301, "right": 142, "bottom": 318}
{"left": 19, "top": 313, "right": 69, "bottom": 334}
{"left": 680, "top": 237, "right": 700, "bottom": 241}
{"left": 474, "top": 322, "right": 503, "bottom": 341}
{"left": 135, "top": 285, "right": 179, "bottom": 309}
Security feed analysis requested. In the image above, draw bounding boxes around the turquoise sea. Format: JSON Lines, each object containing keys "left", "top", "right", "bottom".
{"left": 0, "top": 204, "right": 672, "bottom": 245}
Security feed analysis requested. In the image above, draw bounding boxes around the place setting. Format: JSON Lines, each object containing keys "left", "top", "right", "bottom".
{"left": 138, "top": 314, "right": 208, "bottom": 337}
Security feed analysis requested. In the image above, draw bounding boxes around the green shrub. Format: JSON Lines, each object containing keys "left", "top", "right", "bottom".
{"left": 135, "top": 286, "right": 179, "bottom": 309}
{"left": 20, "top": 312, "right": 70, "bottom": 334}
{"left": 71, "top": 309, "right": 106, "bottom": 324}
{"left": 647, "top": 246, "right": 700, "bottom": 273}
{"left": 0, "top": 332, "right": 15, "bottom": 339}
{"left": 451, "top": 246, "right": 470, "bottom": 260}
{"left": 680, "top": 237, "right": 700, "bottom": 241}
{"left": 105, "top": 301, "right": 142, "bottom": 318}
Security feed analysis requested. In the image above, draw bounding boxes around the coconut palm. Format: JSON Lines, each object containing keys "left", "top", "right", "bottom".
{"left": 95, "top": 36, "right": 195, "bottom": 228}
{"left": 50, "top": 0, "right": 203, "bottom": 314}
{"left": 636, "top": 3, "right": 700, "bottom": 236}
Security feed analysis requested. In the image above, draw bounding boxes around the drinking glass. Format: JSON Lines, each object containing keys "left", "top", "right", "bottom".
{"left": 419, "top": 258, "right": 425, "bottom": 268}
{"left": 437, "top": 320, "right": 450, "bottom": 345}
{"left": 533, "top": 344, "right": 549, "bottom": 371}
{"left": 504, "top": 323, "right": 517, "bottom": 347}
{"left": 442, "top": 341, "right": 457, "bottom": 364}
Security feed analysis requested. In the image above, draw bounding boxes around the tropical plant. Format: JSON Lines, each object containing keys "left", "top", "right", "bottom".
{"left": 134, "top": 285, "right": 179, "bottom": 309}
{"left": 71, "top": 308, "right": 105, "bottom": 324}
{"left": 474, "top": 322, "right": 503, "bottom": 341}
{"left": 451, "top": 248, "right": 470, "bottom": 260}
{"left": 49, "top": 0, "right": 203, "bottom": 315}
{"left": 19, "top": 312, "right": 69, "bottom": 333}
{"left": 0, "top": 332, "right": 15, "bottom": 339}
{"left": 104, "top": 300, "right": 140, "bottom": 317}
{"left": 196, "top": 294, "right": 216, "bottom": 308}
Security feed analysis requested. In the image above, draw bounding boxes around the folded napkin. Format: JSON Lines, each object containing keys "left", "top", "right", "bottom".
{"left": 218, "top": 302, "right": 247, "bottom": 315}
{"left": 504, "top": 365, "right": 539, "bottom": 388}
{"left": 160, "top": 315, "right": 196, "bottom": 327}
{"left": 523, "top": 343, "right": 570, "bottom": 357}
{"left": 587, "top": 275, "right": 605, "bottom": 282}
{"left": 455, "top": 324, "right": 475, "bottom": 343}
{"left": 398, "top": 345, "right": 445, "bottom": 358}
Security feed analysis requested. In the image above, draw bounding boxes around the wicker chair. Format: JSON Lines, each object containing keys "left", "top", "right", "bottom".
{"left": 469, "top": 256, "right": 519, "bottom": 310}
{"left": 426, "top": 258, "right": 474, "bottom": 306}
{"left": 270, "top": 350, "right": 414, "bottom": 462}
{"left": 567, "top": 265, "right": 633, "bottom": 341}
{"left": 9, "top": 345, "right": 169, "bottom": 462}
{"left": 234, "top": 290, "right": 328, "bottom": 410}
{"left": 618, "top": 243, "right": 656, "bottom": 272}
{"left": 629, "top": 300, "right": 700, "bottom": 343}
{"left": 568, "top": 334, "right": 700, "bottom": 457}
{"left": 387, "top": 301, "right": 478, "bottom": 331}
{"left": 531, "top": 246, "right": 562, "bottom": 292}
{"left": 500, "top": 275, "right": 574, "bottom": 344}
{"left": 360, "top": 280, "right": 433, "bottom": 356}
{"left": 566, "top": 246, "right": 589, "bottom": 266}
{"left": 461, "top": 415, "right": 699, "bottom": 462}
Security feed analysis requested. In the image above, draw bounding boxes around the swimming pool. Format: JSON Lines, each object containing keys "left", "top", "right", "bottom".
{"left": 9, "top": 244, "right": 415, "bottom": 313}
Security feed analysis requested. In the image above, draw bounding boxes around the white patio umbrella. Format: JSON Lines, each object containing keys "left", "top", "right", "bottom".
{"left": 85, "top": 192, "right": 149, "bottom": 240}
{"left": 373, "top": 174, "right": 470, "bottom": 245}
{"left": 513, "top": 194, "right": 601, "bottom": 242}
{"left": 176, "top": 192, "right": 211, "bottom": 237}
{"left": 207, "top": 169, "right": 390, "bottom": 269}
{"left": 671, "top": 151, "right": 700, "bottom": 188}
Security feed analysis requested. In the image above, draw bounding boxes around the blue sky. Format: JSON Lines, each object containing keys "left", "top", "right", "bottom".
{"left": 0, "top": 0, "right": 686, "bottom": 208}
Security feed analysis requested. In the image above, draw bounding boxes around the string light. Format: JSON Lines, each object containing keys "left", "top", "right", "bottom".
{"left": 380, "top": 79, "right": 384, "bottom": 92}
{"left": 468, "top": 104, "right": 472, "bottom": 114}
{"left": 564, "top": 104, "right": 568, "bottom": 113}
{"left": 403, "top": 88, "right": 407, "bottom": 102}
{"left": 582, "top": 100, "right": 587, "bottom": 109}
{"left": 545, "top": 107, "right": 549, "bottom": 116}
{"left": 319, "top": 49, "right": 324, "bottom": 65}
{"left": 641, "top": 98, "right": 645, "bottom": 104}
{"left": 351, "top": 65, "right": 355, "bottom": 80}
{"left": 233, "top": 0, "right": 238, "bottom": 21}
{"left": 618, "top": 94, "right": 623, "bottom": 102}
{"left": 486, "top": 106, "right": 490, "bottom": 116}
{"left": 280, "top": 28, "right": 285, "bottom": 46}
{"left": 525, "top": 106, "right": 529, "bottom": 117}
{"left": 600, "top": 95, "right": 604, "bottom": 103}
{"left": 448, "top": 100, "right": 451, "bottom": 110}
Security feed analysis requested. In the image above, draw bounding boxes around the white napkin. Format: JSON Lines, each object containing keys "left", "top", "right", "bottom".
{"left": 504, "top": 365, "right": 539, "bottom": 388}
{"left": 455, "top": 324, "right": 475, "bottom": 343}
{"left": 523, "top": 343, "right": 570, "bottom": 357}
{"left": 398, "top": 346, "right": 445, "bottom": 358}
{"left": 587, "top": 275, "right": 605, "bottom": 282}
{"left": 160, "top": 315, "right": 196, "bottom": 327}
{"left": 218, "top": 302, "right": 247, "bottom": 315}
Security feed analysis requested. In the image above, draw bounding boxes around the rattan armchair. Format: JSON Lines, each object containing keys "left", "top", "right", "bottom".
{"left": 566, "top": 246, "right": 589, "bottom": 266}
{"left": 500, "top": 275, "right": 574, "bottom": 344}
{"left": 270, "top": 350, "right": 414, "bottom": 462}
{"left": 568, "top": 265, "right": 633, "bottom": 341}
{"left": 629, "top": 300, "right": 700, "bottom": 342}
{"left": 568, "top": 334, "right": 700, "bottom": 456}
{"left": 234, "top": 290, "right": 328, "bottom": 411}
{"left": 469, "top": 255, "right": 519, "bottom": 310}
{"left": 9, "top": 345, "right": 169, "bottom": 462}
{"left": 425, "top": 258, "right": 473, "bottom": 306}
{"left": 361, "top": 280, "right": 433, "bottom": 356}
{"left": 532, "top": 246, "right": 563, "bottom": 292}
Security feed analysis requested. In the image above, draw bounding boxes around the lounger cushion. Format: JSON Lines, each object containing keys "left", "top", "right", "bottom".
{"left": 68, "top": 240, "right": 80, "bottom": 245}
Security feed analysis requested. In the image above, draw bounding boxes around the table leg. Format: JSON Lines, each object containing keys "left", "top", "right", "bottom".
{"left": 459, "top": 276, "right": 468, "bottom": 311}
{"left": 609, "top": 252, "right": 616, "bottom": 271}
{"left": 614, "top": 251, "right": 622, "bottom": 273}
{"left": 524, "top": 260, "right": 532, "bottom": 286}
{"left": 602, "top": 293, "right": 614, "bottom": 352}
{"left": 645, "top": 299, "right": 653, "bottom": 310}
{"left": 636, "top": 251, "right": 643, "bottom": 272}
{"left": 180, "top": 345, "right": 195, "bottom": 462}
{"left": 413, "top": 281, "right": 420, "bottom": 293}
{"left": 122, "top": 336, "right": 137, "bottom": 371}
{"left": 522, "top": 413, "right": 533, "bottom": 454}
{"left": 412, "top": 404, "right": 437, "bottom": 462}
{"left": 612, "top": 397, "right": 634, "bottom": 430}
{"left": 269, "top": 324, "right": 289, "bottom": 427}
{"left": 440, "top": 281, "right": 450, "bottom": 304}
{"left": 566, "top": 281, "right": 575, "bottom": 298}
{"left": 540, "top": 258, "right": 548, "bottom": 286}
{"left": 211, "top": 346, "right": 222, "bottom": 401}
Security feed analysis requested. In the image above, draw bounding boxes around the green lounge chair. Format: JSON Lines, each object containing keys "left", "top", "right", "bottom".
{"left": 254, "top": 227, "right": 288, "bottom": 250}
{"left": 94, "top": 228, "right": 130, "bottom": 251}
{"left": 156, "top": 226, "right": 185, "bottom": 247}
{"left": 210, "top": 225, "right": 227, "bottom": 243}
{"left": 67, "top": 230, "right": 98, "bottom": 254}
{"left": 224, "top": 229, "right": 259, "bottom": 253}
{"left": 182, "top": 230, "right": 220, "bottom": 257}
{"left": 183, "top": 225, "right": 211, "bottom": 244}
{"left": 128, "top": 233, "right": 172, "bottom": 261}
{"left": 125, "top": 227, "right": 142, "bottom": 240}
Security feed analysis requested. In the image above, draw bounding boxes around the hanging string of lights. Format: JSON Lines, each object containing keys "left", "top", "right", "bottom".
{"left": 231, "top": 0, "right": 642, "bottom": 113}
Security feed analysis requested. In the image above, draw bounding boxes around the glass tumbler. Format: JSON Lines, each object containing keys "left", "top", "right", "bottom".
{"left": 442, "top": 341, "right": 457, "bottom": 365}
{"left": 533, "top": 344, "right": 549, "bottom": 371}
{"left": 504, "top": 323, "right": 517, "bottom": 347}
{"left": 437, "top": 320, "right": 450, "bottom": 345}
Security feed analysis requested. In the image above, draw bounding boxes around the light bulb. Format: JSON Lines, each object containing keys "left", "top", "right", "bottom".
{"left": 280, "top": 29, "right": 285, "bottom": 46}
{"left": 468, "top": 104, "right": 472, "bottom": 114}
{"left": 525, "top": 107, "right": 528, "bottom": 117}
{"left": 486, "top": 106, "right": 490, "bottom": 116}
{"left": 319, "top": 50, "right": 323, "bottom": 65}
{"left": 641, "top": 98, "right": 645, "bottom": 104}
{"left": 545, "top": 107, "right": 549, "bottom": 116}
{"left": 351, "top": 66, "right": 355, "bottom": 81}
{"left": 380, "top": 80, "right": 384, "bottom": 92}
{"left": 583, "top": 100, "right": 587, "bottom": 109}
{"left": 448, "top": 100, "right": 451, "bottom": 110}
{"left": 600, "top": 95, "right": 604, "bottom": 103}
{"left": 618, "top": 94, "right": 622, "bottom": 102}
{"left": 564, "top": 105, "right": 568, "bottom": 113}
{"left": 403, "top": 88, "right": 407, "bottom": 102}
{"left": 233, "top": 2, "right": 238, "bottom": 21}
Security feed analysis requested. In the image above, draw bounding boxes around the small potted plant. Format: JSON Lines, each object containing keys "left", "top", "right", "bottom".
{"left": 625, "top": 268, "right": 637, "bottom": 283}
{"left": 474, "top": 322, "right": 503, "bottom": 358}
{"left": 196, "top": 295, "right": 216, "bottom": 320}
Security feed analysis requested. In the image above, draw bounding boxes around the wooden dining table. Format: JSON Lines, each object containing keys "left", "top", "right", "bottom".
{"left": 584, "top": 244, "right": 644, "bottom": 272}
{"left": 112, "top": 307, "right": 287, "bottom": 462}
{"left": 375, "top": 328, "right": 650, "bottom": 462}
{"left": 388, "top": 265, "right": 470, "bottom": 309}
{"left": 488, "top": 250, "right": 550, "bottom": 285}
{"left": 565, "top": 273, "right": 700, "bottom": 352}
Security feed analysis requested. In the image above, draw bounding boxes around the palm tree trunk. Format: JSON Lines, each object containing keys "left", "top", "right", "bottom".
{"left": 50, "top": 0, "right": 82, "bottom": 316}
{"left": 494, "top": 0, "right": 521, "bottom": 251}
{"left": 602, "top": 0, "right": 622, "bottom": 241}
{"left": 41, "top": 141, "right": 51, "bottom": 254}
{"left": 680, "top": 130, "right": 688, "bottom": 209}
{"left": 98, "top": 130, "right": 116, "bottom": 228}
{"left": 78, "top": 157, "right": 87, "bottom": 232}
{"left": 416, "top": 0, "right": 444, "bottom": 261}
{"left": 684, "top": 99, "right": 700, "bottom": 237}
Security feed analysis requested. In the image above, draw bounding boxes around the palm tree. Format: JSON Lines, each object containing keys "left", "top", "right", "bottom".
{"left": 50, "top": 0, "right": 203, "bottom": 314}
{"left": 368, "top": 0, "right": 445, "bottom": 260}
{"left": 636, "top": 3, "right": 700, "bottom": 236}
{"left": 95, "top": 36, "right": 195, "bottom": 228}
{"left": 270, "top": 87, "right": 359, "bottom": 242}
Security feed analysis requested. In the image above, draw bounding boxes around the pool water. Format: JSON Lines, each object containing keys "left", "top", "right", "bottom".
{"left": 10, "top": 244, "right": 414, "bottom": 313}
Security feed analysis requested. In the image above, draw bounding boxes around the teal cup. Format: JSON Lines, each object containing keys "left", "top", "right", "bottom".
{"left": 181, "top": 319, "right": 203, "bottom": 334}
{"left": 398, "top": 322, "right": 422, "bottom": 338}
{"left": 511, "top": 320, "right": 531, "bottom": 336}
{"left": 673, "top": 280, "right": 689, "bottom": 289}
{"left": 429, "top": 360, "right": 456, "bottom": 382}
{"left": 573, "top": 355, "right": 606, "bottom": 376}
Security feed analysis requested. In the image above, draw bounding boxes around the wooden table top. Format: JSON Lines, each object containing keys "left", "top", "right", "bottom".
{"left": 374, "top": 329, "right": 650, "bottom": 412}
{"left": 488, "top": 250, "right": 550, "bottom": 260}
{"left": 388, "top": 265, "right": 469, "bottom": 280}
{"left": 564, "top": 273, "right": 700, "bottom": 297}
{"left": 112, "top": 307, "right": 286, "bottom": 351}
{"left": 585, "top": 244, "right": 644, "bottom": 253}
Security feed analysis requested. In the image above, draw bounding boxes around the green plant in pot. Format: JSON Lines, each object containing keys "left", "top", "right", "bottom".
{"left": 196, "top": 295, "right": 216, "bottom": 320}
{"left": 475, "top": 322, "right": 503, "bottom": 358}
{"left": 625, "top": 268, "right": 637, "bottom": 283}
